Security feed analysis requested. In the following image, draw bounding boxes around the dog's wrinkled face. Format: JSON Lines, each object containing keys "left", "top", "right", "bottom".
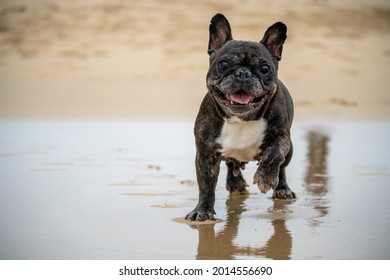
{"left": 206, "top": 14, "right": 287, "bottom": 120}
{"left": 207, "top": 41, "right": 277, "bottom": 118}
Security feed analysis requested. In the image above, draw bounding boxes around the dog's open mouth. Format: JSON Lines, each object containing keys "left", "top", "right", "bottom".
{"left": 229, "top": 90, "right": 252, "bottom": 105}
{"left": 213, "top": 89, "right": 265, "bottom": 109}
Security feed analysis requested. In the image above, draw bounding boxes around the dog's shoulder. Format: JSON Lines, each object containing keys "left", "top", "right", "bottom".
{"left": 194, "top": 94, "right": 225, "bottom": 146}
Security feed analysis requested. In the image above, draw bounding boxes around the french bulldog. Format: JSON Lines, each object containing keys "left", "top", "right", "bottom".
{"left": 186, "top": 13, "right": 296, "bottom": 222}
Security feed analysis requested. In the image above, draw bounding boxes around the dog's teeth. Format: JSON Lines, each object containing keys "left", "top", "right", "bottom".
{"left": 230, "top": 101, "right": 234, "bottom": 105}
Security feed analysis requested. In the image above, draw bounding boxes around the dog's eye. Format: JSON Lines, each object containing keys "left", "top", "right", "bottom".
{"left": 219, "top": 60, "right": 229, "bottom": 70}
{"left": 260, "top": 64, "right": 270, "bottom": 74}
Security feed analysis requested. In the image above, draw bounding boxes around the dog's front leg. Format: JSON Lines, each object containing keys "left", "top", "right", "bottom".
{"left": 186, "top": 151, "right": 221, "bottom": 221}
{"left": 253, "top": 134, "right": 291, "bottom": 195}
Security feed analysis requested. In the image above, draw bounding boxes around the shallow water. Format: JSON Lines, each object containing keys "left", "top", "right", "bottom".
{"left": 0, "top": 119, "right": 389, "bottom": 259}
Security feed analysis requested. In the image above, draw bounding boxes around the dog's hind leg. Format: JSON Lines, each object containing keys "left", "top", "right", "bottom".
{"left": 226, "top": 160, "right": 248, "bottom": 193}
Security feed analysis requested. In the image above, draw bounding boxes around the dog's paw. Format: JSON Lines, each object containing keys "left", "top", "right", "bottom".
{"left": 253, "top": 168, "right": 279, "bottom": 194}
{"left": 227, "top": 174, "right": 248, "bottom": 193}
{"left": 185, "top": 207, "right": 216, "bottom": 221}
{"left": 272, "top": 188, "right": 296, "bottom": 200}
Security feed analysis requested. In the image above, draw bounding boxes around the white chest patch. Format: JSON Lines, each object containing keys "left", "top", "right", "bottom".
{"left": 217, "top": 116, "right": 267, "bottom": 162}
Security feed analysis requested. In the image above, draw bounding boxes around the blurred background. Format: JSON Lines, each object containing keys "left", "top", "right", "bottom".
{"left": 0, "top": 0, "right": 389, "bottom": 120}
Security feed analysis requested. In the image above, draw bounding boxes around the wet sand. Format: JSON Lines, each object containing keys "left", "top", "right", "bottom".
{"left": 0, "top": 0, "right": 390, "bottom": 260}
{"left": 0, "top": 120, "right": 389, "bottom": 260}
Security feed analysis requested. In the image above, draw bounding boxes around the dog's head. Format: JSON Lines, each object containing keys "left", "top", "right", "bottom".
{"left": 206, "top": 13, "right": 287, "bottom": 120}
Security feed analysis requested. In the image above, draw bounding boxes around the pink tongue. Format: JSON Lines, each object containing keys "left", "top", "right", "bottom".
{"left": 229, "top": 91, "right": 252, "bottom": 104}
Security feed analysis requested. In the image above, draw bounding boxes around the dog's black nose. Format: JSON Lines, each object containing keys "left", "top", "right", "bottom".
{"left": 235, "top": 68, "right": 252, "bottom": 81}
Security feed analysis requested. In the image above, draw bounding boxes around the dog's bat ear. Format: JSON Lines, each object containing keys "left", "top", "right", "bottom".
{"left": 208, "top": 13, "right": 233, "bottom": 56}
{"left": 260, "top": 22, "right": 287, "bottom": 62}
